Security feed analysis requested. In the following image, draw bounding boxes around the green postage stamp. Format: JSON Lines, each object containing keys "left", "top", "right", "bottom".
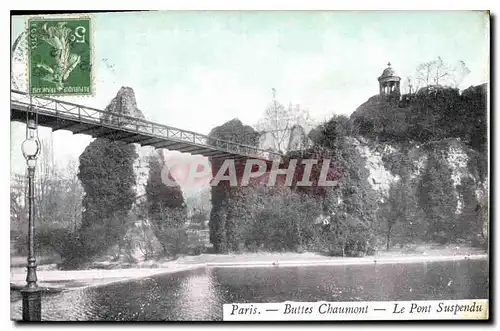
{"left": 27, "top": 16, "right": 93, "bottom": 96}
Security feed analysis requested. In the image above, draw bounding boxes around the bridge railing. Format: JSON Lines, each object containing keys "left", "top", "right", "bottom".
{"left": 11, "top": 90, "right": 282, "bottom": 161}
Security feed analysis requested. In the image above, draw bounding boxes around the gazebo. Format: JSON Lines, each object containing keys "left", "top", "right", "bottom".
{"left": 378, "top": 62, "right": 401, "bottom": 96}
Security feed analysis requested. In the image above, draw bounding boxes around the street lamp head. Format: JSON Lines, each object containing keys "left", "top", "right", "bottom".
{"left": 27, "top": 119, "right": 37, "bottom": 130}
{"left": 21, "top": 137, "right": 41, "bottom": 161}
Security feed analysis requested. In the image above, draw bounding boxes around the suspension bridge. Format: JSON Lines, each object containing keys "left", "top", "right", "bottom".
{"left": 10, "top": 90, "right": 283, "bottom": 161}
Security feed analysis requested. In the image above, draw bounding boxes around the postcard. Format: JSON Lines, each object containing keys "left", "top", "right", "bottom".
{"left": 10, "top": 10, "right": 489, "bottom": 322}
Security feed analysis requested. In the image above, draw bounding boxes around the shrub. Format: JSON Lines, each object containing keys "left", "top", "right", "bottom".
{"left": 37, "top": 227, "right": 78, "bottom": 258}
{"left": 161, "top": 228, "right": 189, "bottom": 258}
{"left": 13, "top": 226, "right": 77, "bottom": 259}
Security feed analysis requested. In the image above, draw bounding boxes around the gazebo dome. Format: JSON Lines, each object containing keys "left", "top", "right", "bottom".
{"left": 380, "top": 66, "right": 396, "bottom": 79}
{"left": 378, "top": 62, "right": 399, "bottom": 81}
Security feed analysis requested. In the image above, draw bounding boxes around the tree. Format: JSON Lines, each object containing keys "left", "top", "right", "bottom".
{"left": 208, "top": 119, "right": 260, "bottom": 253}
{"left": 478, "top": 193, "right": 489, "bottom": 245}
{"left": 209, "top": 202, "right": 228, "bottom": 253}
{"left": 135, "top": 220, "right": 156, "bottom": 261}
{"left": 462, "top": 84, "right": 487, "bottom": 154}
{"left": 407, "top": 77, "right": 414, "bottom": 94}
{"left": 415, "top": 57, "right": 469, "bottom": 89}
{"left": 145, "top": 150, "right": 187, "bottom": 256}
{"left": 309, "top": 135, "right": 378, "bottom": 256}
{"left": 456, "top": 177, "right": 482, "bottom": 242}
{"left": 248, "top": 190, "right": 320, "bottom": 252}
{"left": 380, "top": 172, "right": 420, "bottom": 250}
{"left": 10, "top": 173, "right": 26, "bottom": 230}
{"left": 451, "top": 60, "right": 471, "bottom": 87}
{"left": 186, "top": 188, "right": 211, "bottom": 229}
{"left": 432, "top": 57, "right": 453, "bottom": 86}
{"left": 146, "top": 151, "right": 185, "bottom": 218}
{"left": 418, "top": 151, "right": 457, "bottom": 243}
{"left": 256, "top": 90, "right": 315, "bottom": 153}
{"left": 378, "top": 193, "right": 399, "bottom": 251}
{"left": 34, "top": 138, "right": 60, "bottom": 227}
{"left": 11, "top": 138, "right": 85, "bottom": 257}
{"left": 61, "top": 138, "right": 138, "bottom": 268}
{"left": 416, "top": 60, "right": 434, "bottom": 88}
{"left": 310, "top": 115, "right": 351, "bottom": 150}
{"left": 63, "top": 159, "right": 84, "bottom": 233}
{"left": 401, "top": 76, "right": 415, "bottom": 95}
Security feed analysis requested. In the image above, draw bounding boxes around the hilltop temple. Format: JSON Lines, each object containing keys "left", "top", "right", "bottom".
{"left": 378, "top": 62, "right": 401, "bottom": 96}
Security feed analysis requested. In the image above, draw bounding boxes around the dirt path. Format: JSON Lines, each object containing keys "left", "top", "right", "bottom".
{"left": 11, "top": 248, "right": 487, "bottom": 293}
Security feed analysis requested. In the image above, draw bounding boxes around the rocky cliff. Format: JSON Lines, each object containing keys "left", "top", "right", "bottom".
{"left": 331, "top": 84, "right": 489, "bottom": 247}
{"left": 347, "top": 84, "right": 488, "bottom": 205}
{"left": 71, "top": 87, "right": 164, "bottom": 266}
{"left": 101, "top": 87, "right": 156, "bottom": 201}
{"left": 351, "top": 136, "right": 487, "bottom": 210}
{"left": 206, "top": 84, "right": 488, "bottom": 254}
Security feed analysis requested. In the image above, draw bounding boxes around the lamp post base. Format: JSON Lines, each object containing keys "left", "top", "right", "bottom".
{"left": 21, "top": 287, "right": 41, "bottom": 321}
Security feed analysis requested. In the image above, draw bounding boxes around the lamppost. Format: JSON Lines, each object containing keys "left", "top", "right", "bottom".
{"left": 20, "top": 118, "right": 42, "bottom": 321}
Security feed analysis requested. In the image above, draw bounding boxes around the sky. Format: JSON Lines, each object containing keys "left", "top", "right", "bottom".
{"left": 10, "top": 11, "right": 489, "bottom": 182}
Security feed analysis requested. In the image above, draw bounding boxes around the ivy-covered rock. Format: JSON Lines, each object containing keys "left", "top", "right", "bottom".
{"left": 59, "top": 138, "right": 138, "bottom": 269}
{"left": 145, "top": 150, "right": 186, "bottom": 256}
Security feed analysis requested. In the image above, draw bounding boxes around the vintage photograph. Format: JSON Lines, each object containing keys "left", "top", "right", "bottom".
{"left": 10, "top": 10, "right": 489, "bottom": 321}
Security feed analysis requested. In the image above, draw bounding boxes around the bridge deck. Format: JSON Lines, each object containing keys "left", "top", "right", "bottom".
{"left": 10, "top": 90, "right": 281, "bottom": 161}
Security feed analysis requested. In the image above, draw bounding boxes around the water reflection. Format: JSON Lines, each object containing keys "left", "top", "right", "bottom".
{"left": 10, "top": 260, "right": 488, "bottom": 321}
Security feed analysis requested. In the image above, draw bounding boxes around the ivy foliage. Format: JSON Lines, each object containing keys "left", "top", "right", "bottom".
{"left": 145, "top": 150, "right": 187, "bottom": 256}
{"left": 60, "top": 138, "right": 137, "bottom": 269}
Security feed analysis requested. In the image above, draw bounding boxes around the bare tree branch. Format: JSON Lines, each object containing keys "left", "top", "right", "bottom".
{"left": 256, "top": 96, "right": 316, "bottom": 153}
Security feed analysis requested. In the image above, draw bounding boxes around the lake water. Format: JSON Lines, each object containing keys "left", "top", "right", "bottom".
{"left": 10, "top": 260, "right": 489, "bottom": 321}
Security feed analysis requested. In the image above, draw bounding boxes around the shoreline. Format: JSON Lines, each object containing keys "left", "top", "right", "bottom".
{"left": 206, "top": 253, "right": 488, "bottom": 267}
{"left": 10, "top": 252, "right": 488, "bottom": 294}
